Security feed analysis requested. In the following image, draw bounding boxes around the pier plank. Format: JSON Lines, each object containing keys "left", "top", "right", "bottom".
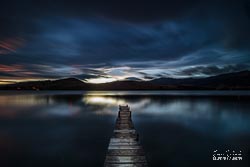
{"left": 104, "top": 105, "right": 147, "bottom": 167}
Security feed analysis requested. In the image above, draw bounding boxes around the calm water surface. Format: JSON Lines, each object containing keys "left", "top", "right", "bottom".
{"left": 0, "top": 91, "right": 250, "bottom": 167}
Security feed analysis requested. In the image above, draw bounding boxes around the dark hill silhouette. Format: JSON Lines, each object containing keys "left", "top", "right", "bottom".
{"left": 89, "top": 80, "right": 158, "bottom": 90}
{"left": 0, "top": 78, "right": 89, "bottom": 90}
{"left": 149, "top": 70, "right": 250, "bottom": 89}
{"left": 0, "top": 71, "right": 250, "bottom": 90}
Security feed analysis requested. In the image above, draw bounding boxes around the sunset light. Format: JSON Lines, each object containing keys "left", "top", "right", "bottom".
{"left": 85, "top": 77, "right": 117, "bottom": 84}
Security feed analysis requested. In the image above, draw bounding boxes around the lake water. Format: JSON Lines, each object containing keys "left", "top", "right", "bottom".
{"left": 0, "top": 91, "right": 250, "bottom": 167}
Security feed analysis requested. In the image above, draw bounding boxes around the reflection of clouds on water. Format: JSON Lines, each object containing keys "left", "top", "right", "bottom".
{"left": 136, "top": 100, "right": 215, "bottom": 118}
{"left": 82, "top": 96, "right": 125, "bottom": 115}
{"left": 0, "top": 91, "right": 250, "bottom": 137}
{"left": 83, "top": 95, "right": 151, "bottom": 115}
{"left": 83, "top": 96, "right": 126, "bottom": 106}
{"left": 38, "top": 105, "right": 81, "bottom": 117}
{"left": 0, "top": 95, "right": 55, "bottom": 106}
{"left": 82, "top": 93, "right": 250, "bottom": 137}
{"left": 0, "top": 91, "right": 250, "bottom": 167}
{"left": 83, "top": 94, "right": 250, "bottom": 136}
{"left": 132, "top": 99, "right": 250, "bottom": 137}
{"left": 128, "top": 98, "right": 151, "bottom": 111}
{"left": 93, "top": 107, "right": 117, "bottom": 116}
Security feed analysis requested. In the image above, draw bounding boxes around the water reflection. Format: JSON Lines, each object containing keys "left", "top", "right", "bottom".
{"left": 1, "top": 92, "right": 250, "bottom": 135}
{"left": 83, "top": 96, "right": 126, "bottom": 106}
{"left": 0, "top": 95, "right": 53, "bottom": 106}
{"left": 0, "top": 91, "right": 250, "bottom": 167}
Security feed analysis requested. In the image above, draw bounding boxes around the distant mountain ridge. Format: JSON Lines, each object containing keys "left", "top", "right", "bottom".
{"left": 149, "top": 70, "right": 250, "bottom": 86}
{"left": 0, "top": 71, "right": 250, "bottom": 90}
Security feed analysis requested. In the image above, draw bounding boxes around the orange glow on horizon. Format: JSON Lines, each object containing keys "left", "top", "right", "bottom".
{"left": 0, "top": 78, "right": 53, "bottom": 85}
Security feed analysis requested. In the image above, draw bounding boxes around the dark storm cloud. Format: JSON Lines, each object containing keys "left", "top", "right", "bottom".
{"left": 1, "top": 0, "right": 250, "bottom": 81}
{"left": 5, "top": 16, "right": 225, "bottom": 64}
{"left": 0, "top": 0, "right": 197, "bottom": 39}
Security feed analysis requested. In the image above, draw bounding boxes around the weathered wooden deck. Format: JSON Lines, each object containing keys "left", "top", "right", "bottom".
{"left": 104, "top": 105, "right": 147, "bottom": 167}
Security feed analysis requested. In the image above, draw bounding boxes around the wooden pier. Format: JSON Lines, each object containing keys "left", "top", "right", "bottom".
{"left": 104, "top": 105, "right": 147, "bottom": 167}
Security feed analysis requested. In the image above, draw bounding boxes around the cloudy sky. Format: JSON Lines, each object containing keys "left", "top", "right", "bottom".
{"left": 0, "top": 0, "right": 250, "bottom": 83}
